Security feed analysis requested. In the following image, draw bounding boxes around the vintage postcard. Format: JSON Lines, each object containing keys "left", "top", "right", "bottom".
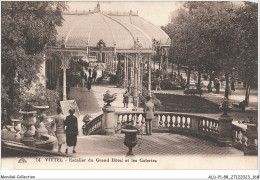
{"left": 1, "top": 1, "right": 258, "bottom": 179}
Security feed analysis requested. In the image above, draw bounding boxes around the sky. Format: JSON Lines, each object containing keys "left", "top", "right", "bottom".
{"left": 66, "top": 1, "right": 182, "bottom": 26}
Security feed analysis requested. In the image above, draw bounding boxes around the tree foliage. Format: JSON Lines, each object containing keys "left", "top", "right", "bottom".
{"left": 163, "top": 2, "right": 257, "bottom": 99}
{"left": 2, "top": 2, "right": 67, "bottom": 117}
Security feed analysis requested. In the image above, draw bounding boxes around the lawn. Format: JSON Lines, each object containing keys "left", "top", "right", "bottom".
{"left": 156, "top": 94, "right": 221, "bottom": 113}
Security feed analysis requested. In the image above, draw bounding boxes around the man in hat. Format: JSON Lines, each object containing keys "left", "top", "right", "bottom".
{"left": 144, "top": 96, "right": 155, "bottom": 135}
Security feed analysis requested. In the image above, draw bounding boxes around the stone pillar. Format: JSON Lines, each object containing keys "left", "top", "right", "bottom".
{"left": 40, "top": 54, "right": 47, "bottom": 87}
{"left": 60, "top": 54, "right": 70, "bottom": 101}
{"left": 190, "top": 117, "right": 199, "bottom": 136}
{"left": 62, "top": 68, "right": 67, "bottom": 100}
{"left": 148, "top": 56, "right": 152, "bottom": 97}
{"left": 102, "top": 106, "right": 116, "bottom": 136}
{"left": 217, "top": 115, "right": 233, "bottom": 146}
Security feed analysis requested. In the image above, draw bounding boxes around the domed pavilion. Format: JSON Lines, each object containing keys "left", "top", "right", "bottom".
{"left": 46, "top": 3, "right": 170, "bottom": 107}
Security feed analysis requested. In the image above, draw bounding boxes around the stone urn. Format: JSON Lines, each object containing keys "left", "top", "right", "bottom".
{"left": 121, "top": 125, "right": 138, "bottom": 156}
{"left": 103, "top": 90, "right": 117, "bottom": 107}
{"left": 219, "top": 98, "right": 232, "bottom": 116}
{"left": 19, "top": 110, "right": 37, "bottom": 147}
{"left": 33, "top": 105, "right": 49, "bottom": 126}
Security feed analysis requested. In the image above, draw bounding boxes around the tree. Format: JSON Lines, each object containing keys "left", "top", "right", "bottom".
{"left": 233, "top": 2, "right": 257, "bottom": 105}
{"left": 2, "top": 2, "right": 67, "bottom": 118}
{"left": 164, "top": 2, "right": 247, "bottom": 98}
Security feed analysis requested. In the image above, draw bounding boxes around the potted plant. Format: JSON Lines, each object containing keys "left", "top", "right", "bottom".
{"left": 103, "top": 90, "right": 117, "bottom": 107}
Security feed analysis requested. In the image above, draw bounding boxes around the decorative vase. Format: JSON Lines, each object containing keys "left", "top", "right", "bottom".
{"left": 19, "top": 110, "right": 37, "bottom": 147}
{"left": 103, "top": 91, "right": 116, "bottom": 107}
{"left": 121, "top": 128, "right": 138, "bottom": 156}
{"left": 220, "top": 98, "right": 232, "bottom": 116}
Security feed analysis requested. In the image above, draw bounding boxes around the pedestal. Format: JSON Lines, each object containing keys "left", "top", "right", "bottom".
{"left": 102, "top": 106, "right": 116, "bottom": 136}
{"left": 217, "top": 115, "right": 233, "bottom": 146}
{"left": 244, "top": 124, "right": 258, "bottom": 155}
{"left": 20, "top": 111, "right": 37, "bottom": 147}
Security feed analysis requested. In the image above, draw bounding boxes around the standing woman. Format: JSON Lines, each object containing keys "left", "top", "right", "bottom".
{"left": 54, "top": 107, "right": 66, "bottom": 153}
{"left": 64, "top": 109, "right": 78, "bottom": 154}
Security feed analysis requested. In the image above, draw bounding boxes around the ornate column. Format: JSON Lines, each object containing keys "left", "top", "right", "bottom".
{"left": 113, "top": 43, "right": 117, "bottom": 73}
{"left": 137, "top": 58, "right": 141, "bottom": 93}
{"left": 148, "top": 55, "right": 152, "bottom": 97}
{"left": 165, "top": 47, "right": 169, "bottom": 79}
{"left": 133, "top": 53, "right": 138, "bottom": 110}
{"left": 124, "top": 55, "right": 127, "bottom": 88}
{"left": 140, "top": 56, "right": 143, "bottom": 95}
{"left": 126, "top": 54, "right": 129, "bottom": 90}
{"left": 130, "top": 58, "right": 134, "bottom": 95}
{"left": 133, "top": 38, "right": 142, "bottom": 110}
{"left": 60, "top": 53, "right": 70, "bottom": 101}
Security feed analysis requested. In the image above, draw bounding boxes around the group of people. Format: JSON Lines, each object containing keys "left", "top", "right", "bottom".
{"left": 122, "top": 91, "right": 155, "bottom": 135}
{"left": 54, "top": 107, "right": 78, "bottom": 154}
{"left": 210, "top": 79, "right": 235, "bottom": 94}
{"left": 84, "top": 68, "right": 98, "bottom": 90}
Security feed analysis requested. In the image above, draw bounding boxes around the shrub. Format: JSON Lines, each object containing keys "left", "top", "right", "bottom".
{"left": 21, "top": 84, "right": 59, "bottom": 115}
{"left": 139, "top": 86, "right": 161, "bottom": 110}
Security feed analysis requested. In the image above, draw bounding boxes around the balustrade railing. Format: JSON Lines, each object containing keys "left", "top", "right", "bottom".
{"left": 231, "top": 123, "right": 258, "bottom": 155}
{"left": 82, "top": 110, "right": 257, "bottom": 155}
{"left": 115, "top": 111, "right": 220, "bottom": 139}
{"left": 232, "top": 124, "right": 248, "bottom": 151}
{"left": 82, "top": 114, "right": 103, "bottom": 135}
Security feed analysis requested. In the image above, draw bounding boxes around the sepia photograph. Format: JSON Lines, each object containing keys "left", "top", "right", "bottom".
{"left": 1, "top": 0, "right": 258, "bottom": 179}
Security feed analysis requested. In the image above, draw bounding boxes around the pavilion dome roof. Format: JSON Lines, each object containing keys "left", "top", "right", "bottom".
{"left": 55, "top": 11, "right": 170, "bottom": 50}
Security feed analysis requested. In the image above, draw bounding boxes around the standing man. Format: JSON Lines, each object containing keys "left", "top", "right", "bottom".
{"left": 88, "top": 68, "right": 92, "bottom": 77}
{"left": 231, "top": 80, "right": 235, "bottom": 91}
{"left": 144, "top": 96, "right": 155, "bottom": 135}
{"left": 123, "top": 90, "right": 129, "bottom": 108}
{"left": 92, "top": 68, "right": 97, "bottom": 83}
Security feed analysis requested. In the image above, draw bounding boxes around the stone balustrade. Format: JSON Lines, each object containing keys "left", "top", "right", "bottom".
{"left": 82, "top": 114, "right": 103, "bottom": 135}
{"left": 115, "top": 111, "right": 220, "bottom": 140}
{"left": 82, "top": 110, "right": 257, "bottom": 155}
{"left": 232, "top": 123, "right": 258, "bottom": 155}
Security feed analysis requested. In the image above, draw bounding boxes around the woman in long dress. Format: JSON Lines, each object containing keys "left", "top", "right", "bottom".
{"left": 64, "top": 109, "right": 78, "bottom": 154}
{"left": 54, "top": 107, "right": 66, "bottom": 153}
